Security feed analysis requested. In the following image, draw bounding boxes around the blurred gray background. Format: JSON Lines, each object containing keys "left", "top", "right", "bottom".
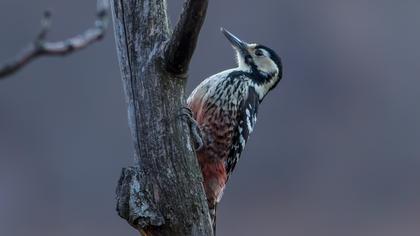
{"left": 1, "top": 0, "right": 420, "bottom": 235}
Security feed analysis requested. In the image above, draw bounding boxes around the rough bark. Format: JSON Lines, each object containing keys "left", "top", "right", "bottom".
{"left": 111, "top": 0, "right": 212, "bottom": 235}
{"left": 0, "top": 0, "right": 110, "bottom": 79}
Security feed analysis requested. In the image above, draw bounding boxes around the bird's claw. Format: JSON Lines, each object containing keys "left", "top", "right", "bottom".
{"left": 180, "top": 106, "right": 204, "bottom": 151}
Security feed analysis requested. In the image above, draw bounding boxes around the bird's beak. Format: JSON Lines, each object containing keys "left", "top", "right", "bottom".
{"left": 221, "top": 28, "right": 250, "bottom": 57}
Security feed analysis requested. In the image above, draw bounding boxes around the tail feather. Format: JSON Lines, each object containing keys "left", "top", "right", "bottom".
{"left": 209, "top": 204, "right": 217, "bottom": 235}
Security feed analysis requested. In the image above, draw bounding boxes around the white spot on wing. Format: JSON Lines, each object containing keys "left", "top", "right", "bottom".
{"left": 246, "top": 108, "right": 253, "bottom": 132}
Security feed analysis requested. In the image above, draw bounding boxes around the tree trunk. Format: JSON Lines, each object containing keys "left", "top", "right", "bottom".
{"left": 110, "top": 0, "right": 212, "bottom": 235}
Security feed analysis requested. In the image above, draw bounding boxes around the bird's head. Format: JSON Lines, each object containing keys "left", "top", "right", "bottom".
{"left": 221, "top": 28, "right": 282, "bottom": 95}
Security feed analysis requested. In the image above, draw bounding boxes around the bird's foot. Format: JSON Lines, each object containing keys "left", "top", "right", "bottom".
{"left": 180, "top": 106, "right": 204, "bottom": 151}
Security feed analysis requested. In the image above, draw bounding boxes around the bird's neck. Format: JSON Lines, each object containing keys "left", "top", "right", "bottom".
{"left": 252, "top": 74, "right": 279, "bottom": 101}
{"left": 233, "top": 67, "right": 280, "bottom": 101}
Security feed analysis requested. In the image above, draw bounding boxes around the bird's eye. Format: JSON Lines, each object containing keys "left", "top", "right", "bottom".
{"left": 255, "top": 49, "right": 264, "bottom": 57}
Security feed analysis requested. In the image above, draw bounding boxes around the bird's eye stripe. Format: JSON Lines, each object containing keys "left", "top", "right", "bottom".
{"left": 255, "top": 49, "right": 264, "bottom": 56}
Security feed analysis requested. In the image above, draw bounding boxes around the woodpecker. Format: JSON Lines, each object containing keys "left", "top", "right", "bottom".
{"left": 185, "top": 28, "right": 282, "bottom": 234}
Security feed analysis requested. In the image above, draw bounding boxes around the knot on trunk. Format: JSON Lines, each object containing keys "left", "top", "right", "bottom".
{"left": 116, "top": 167, "right": 165, "bottom": 230}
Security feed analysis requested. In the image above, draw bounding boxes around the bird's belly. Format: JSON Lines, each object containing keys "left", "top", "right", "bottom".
{"left": 195, "top": 106, "right": 238, "bottom": 204}
{"left": 198, "top": 107, "right": 237, "bottom": 160}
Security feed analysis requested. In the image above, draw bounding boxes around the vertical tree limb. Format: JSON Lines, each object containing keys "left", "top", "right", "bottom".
{"left": 111, "top": 0, "right": 213, "bottom": 235}
{"left": 164, "top": 0, "right": 209, "bottom": 76}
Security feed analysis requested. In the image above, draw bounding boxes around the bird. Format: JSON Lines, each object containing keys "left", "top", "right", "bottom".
{"left": 184, "top": 28, "right": 283, "bottom": 234}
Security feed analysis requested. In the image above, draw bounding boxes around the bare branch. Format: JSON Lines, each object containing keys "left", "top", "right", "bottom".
{"left": 164, "top": 0, "right": 209, "bottom": 77}
{"left": 0, "top": 0, "right": 110, "bottom": 79}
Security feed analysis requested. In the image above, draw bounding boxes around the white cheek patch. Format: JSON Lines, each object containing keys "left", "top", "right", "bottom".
{"left": 249, "top": 48, "right": 277, "bottom": 74}
{"left": 255, "top": 58, "right": 277, "bottom": 74}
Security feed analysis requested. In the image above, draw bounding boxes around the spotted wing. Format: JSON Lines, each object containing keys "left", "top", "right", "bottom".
{"left": 225, "top": 87, "right": 259, "bottom": 178}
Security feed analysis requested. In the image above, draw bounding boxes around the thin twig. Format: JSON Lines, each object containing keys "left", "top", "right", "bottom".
{"left": 0, "top": 0, "right": 110, "bottom": 79}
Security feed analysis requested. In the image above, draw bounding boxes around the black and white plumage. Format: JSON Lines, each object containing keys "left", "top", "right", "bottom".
{"left": 186, "top": 28, "right": 282, "bottom": 234}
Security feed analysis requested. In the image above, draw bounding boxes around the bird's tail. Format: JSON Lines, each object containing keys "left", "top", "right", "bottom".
{"left": 209, "top": 204, "right": 217, "bottom": 235}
